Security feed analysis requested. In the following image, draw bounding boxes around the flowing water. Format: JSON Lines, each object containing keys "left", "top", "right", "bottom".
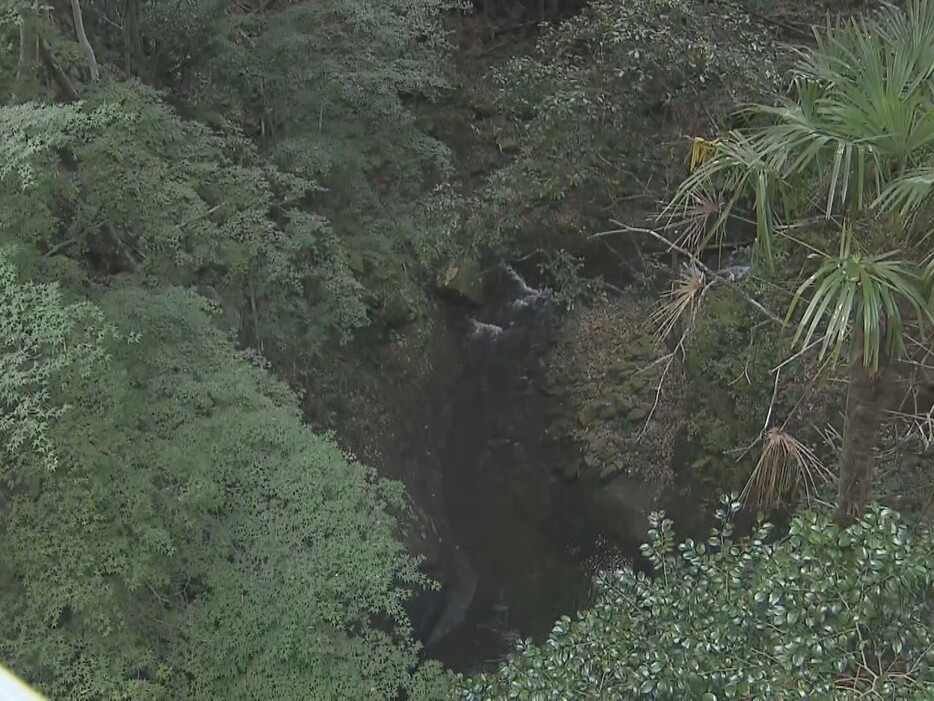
{"left": 422, "top": 265, "right": 655, "bottom": 669}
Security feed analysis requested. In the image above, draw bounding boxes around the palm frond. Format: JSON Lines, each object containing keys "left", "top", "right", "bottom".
{"left": 664, "top": 131, "right": 785, "bottom": 266}
{"left": 923, "top": 250, "right": 934, "bottom": 307}
{"left": 786, "top": 226, "right": 930, "bottom": 371}
{"left": 874, "top": 165, "right": 934, "bottom": 220}
{"left": 662, "top": 186, "right": 725, "bottom": 251}
{"left": 741, "top": 428, "right": 831, "bottom": 509}
{"left": 876, "top": 0, "right": 934, "bottom": 96}
{"left": 650, "top": 265, "right": 706, "bottom": 344}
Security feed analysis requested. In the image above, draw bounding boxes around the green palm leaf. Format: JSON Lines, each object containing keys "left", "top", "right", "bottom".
{"left": 874, "top": 165, "right": 934, "bottom": 220}
{"left": 667, "top": 0, "right": 934, "bottom": 268}
{"left": 923, "top": 251, "right": 934, "bottom": 307}
{"left": 787, "top": 227, "right": 929, "bottom": 371}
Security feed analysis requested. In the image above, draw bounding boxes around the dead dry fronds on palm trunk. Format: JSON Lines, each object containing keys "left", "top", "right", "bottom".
{"left": 650, "top": 264, "right": 707, "bottom": 349}
{"left": 741, "top": 427, "right": 832, "bottom": 509}
{"left": 661, "top": 185, "right": 725, "bottom": 252}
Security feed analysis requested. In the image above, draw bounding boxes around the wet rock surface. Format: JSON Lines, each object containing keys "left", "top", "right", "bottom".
{"left": 423, "top": 265, "right": 640, "bottom": 668}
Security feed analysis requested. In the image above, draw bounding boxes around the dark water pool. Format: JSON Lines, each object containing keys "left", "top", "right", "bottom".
{"left": 424, "top": 270, "right": 650, "bottom": 670}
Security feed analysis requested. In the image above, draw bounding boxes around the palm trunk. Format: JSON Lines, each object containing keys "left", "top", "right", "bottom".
{"left": 835, "top": 352, "right": 890, "bottom": 528}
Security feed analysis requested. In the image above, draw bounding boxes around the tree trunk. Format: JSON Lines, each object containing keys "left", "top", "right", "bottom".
{"left": 13, "top": 9, "right": 39, "bottom": 101}
{"left": 835, "top": 353, "right": 890, "bottom": 528}
{"left": 37, "top": 38, "right": 79, "bottom": 102}
{"left": 123, "top": 0, "right": 143, "bottom": 77}
{"left": 71, "top": 0, "right": 100, "bottom": 81}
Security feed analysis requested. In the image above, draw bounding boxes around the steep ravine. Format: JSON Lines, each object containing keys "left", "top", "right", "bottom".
{"left": 415, "top": 266, "right": 658, "bottom": 669}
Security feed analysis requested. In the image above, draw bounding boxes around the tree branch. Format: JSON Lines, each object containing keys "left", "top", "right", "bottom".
{"left": 592, "top": 220, "right": 787, "bottom": 327}
{"left": 37, "top": 38, "right": 79, "bottom": 102}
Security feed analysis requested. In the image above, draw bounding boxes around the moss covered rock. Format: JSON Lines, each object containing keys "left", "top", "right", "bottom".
{"left": 546, "top": 295, "right": 684, "bottom": 484}
{"left": 437, "top": 258, "right": 485, "bottom": 307}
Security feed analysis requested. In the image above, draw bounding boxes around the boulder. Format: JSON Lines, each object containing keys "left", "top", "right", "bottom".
{"left": 437, "top": 258, "right": 485, "bottom": 307}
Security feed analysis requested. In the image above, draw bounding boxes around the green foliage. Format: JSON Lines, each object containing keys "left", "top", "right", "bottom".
{"left": 683, "top": 287, "right": 781, "bottom": 481}
{"left": 789, "top": 227, "right": 932, "bottom": 371}
{"left": 679, "top": 270, "right": 839, "bottom": 492}
{"left": 461, "top": 498, "right": 934, "bottom": 699}
{"left": 0, "top": 247, "right": 114, "bottom": 473}
{"left": 0, "top": 277, "right": 449, "bottom": 699}
{"left": 466, "top": 0, "right": 783, "bottom": 258}
{"left": 540, "top": 249, "right": 605, "bottom": 311}
{"left": 0, "top": 101, "right": 122, "bottom": 186}
{"left": 134, "top": 0, "right": 466, "bottom": 322}
{"left": 8, "top": 0, "right": 469, "bottom": 347}
{"left": 0, "top": 84, "right": 368, "bottom": 363}
{"left": 669, "top": 0, "right": 934, "bottom": 369}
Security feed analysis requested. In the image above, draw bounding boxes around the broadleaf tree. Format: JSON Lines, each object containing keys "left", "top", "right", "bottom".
{"left": 461, "top": 497, "right": 934, "bottom": 699}
{"left": 0, "top": 260, "right": 450, "bottom": 698}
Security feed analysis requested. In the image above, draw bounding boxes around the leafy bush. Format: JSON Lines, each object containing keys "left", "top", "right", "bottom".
{"left": 0, "top": 270, "right": 448, "bottom": 698}
{"left": 138, "top": 0, "right": 467, "bottom": 322}
{"left": 0, "top": 247, "right": 114, "bottom": 473}
{"left": 0, "top": 87, "right": 368, "bottom": 366}
{"left": 469, "top": 0, "right": 785, "bottom": 248}
{"left": 461, "top": 497, "right": 934, "bottom": 699}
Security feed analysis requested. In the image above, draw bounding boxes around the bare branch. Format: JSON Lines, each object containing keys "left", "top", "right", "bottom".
{"left": 591, "top": 220, "right": 787, "bottom": 327}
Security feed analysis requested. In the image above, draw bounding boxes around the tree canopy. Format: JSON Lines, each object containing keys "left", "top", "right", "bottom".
{"left": 461, "top": 498, "right": 934, "bottom": 699}
{"left": 4, "top": 0, "right": 934, "bottom": 698}
{"left": 0, "top": 0, "right": 460, "bottom": 695}
{"left": 0, "top": 250, "right": 449, "bottom": 697}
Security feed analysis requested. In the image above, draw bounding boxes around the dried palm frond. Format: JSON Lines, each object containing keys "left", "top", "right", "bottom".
{"left": 893, "top": 405, "right": 934, "bottom": 449}
{"left": 662, "top": 186, "right": 725, "bottom": 252}
{"left": 689, "top": 136, "right": 719, "bottom": 173}
{"left": 650, "top": 265, "right": 707, "bottom": 345}
{"left": 741, "top": 428, "right": 832, "bottom": 509}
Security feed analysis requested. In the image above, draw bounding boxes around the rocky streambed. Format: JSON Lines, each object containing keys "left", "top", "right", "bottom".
{"left": 413, "top": 265, "right": 713, "bottom": 668}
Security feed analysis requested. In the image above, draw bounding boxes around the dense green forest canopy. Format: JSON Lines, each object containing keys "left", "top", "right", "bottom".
{"left": 1, "top": 255, "right": 447, "bottom": 697}
{"left": 1, "top": 0, "right": 460, "bottom": 696}
{"left": 3, "top": 0, "right": 934, "bottom": 698}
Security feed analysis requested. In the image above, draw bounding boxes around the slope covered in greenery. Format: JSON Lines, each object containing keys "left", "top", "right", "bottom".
{"left": 5, "top": 0, "right": 934, "bottom": 698}
{"left": 1, "top": 250, "right": 447, "bottom": 697}
{"left": 0, "top": 0, "right": 460, "bottom": 694}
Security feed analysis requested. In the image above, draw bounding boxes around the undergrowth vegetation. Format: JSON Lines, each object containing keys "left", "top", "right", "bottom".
{"left": 3, "top": 0, "right": 934, "bottom": 698}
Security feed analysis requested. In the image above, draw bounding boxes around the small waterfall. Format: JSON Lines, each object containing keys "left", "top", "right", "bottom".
{"left": 470, "top": 320, "right": 505, "bottom": 341}
{"left": 504, "top": 265, "right": 551, "bottom": 311}
{"left": 467, "top": 265, "right": 553, "bottom": 349}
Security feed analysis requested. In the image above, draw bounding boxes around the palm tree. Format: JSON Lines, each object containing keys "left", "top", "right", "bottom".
{"left": 666, "top": 0, "right": 934, "bottom": 526}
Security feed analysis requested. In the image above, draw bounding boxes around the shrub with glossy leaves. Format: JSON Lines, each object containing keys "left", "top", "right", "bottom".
{"left": 461, "top": 497, "right": 934, "bottom": 699}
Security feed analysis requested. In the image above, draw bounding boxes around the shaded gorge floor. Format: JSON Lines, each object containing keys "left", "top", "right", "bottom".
{"left": 421, "top": 267, "right": 677, "bottom": 669}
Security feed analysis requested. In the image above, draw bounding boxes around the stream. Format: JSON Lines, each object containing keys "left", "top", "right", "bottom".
{"left": 420, "top": 266, "right": 665, "bottom": 669}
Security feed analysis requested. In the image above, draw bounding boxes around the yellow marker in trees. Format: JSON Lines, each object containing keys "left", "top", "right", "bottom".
{"left": 689, "top": 136, "right": 718, "bottom": 172}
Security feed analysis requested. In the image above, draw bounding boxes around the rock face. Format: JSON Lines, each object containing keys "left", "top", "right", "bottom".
{"left": 592, "top": 472, "right": 663, "bottom": 541}
{"left": 545, "top": 296, "right": 684, "bottom": 485}
{"left": 437, "top": 258, "right": 485, "bottom": 307}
